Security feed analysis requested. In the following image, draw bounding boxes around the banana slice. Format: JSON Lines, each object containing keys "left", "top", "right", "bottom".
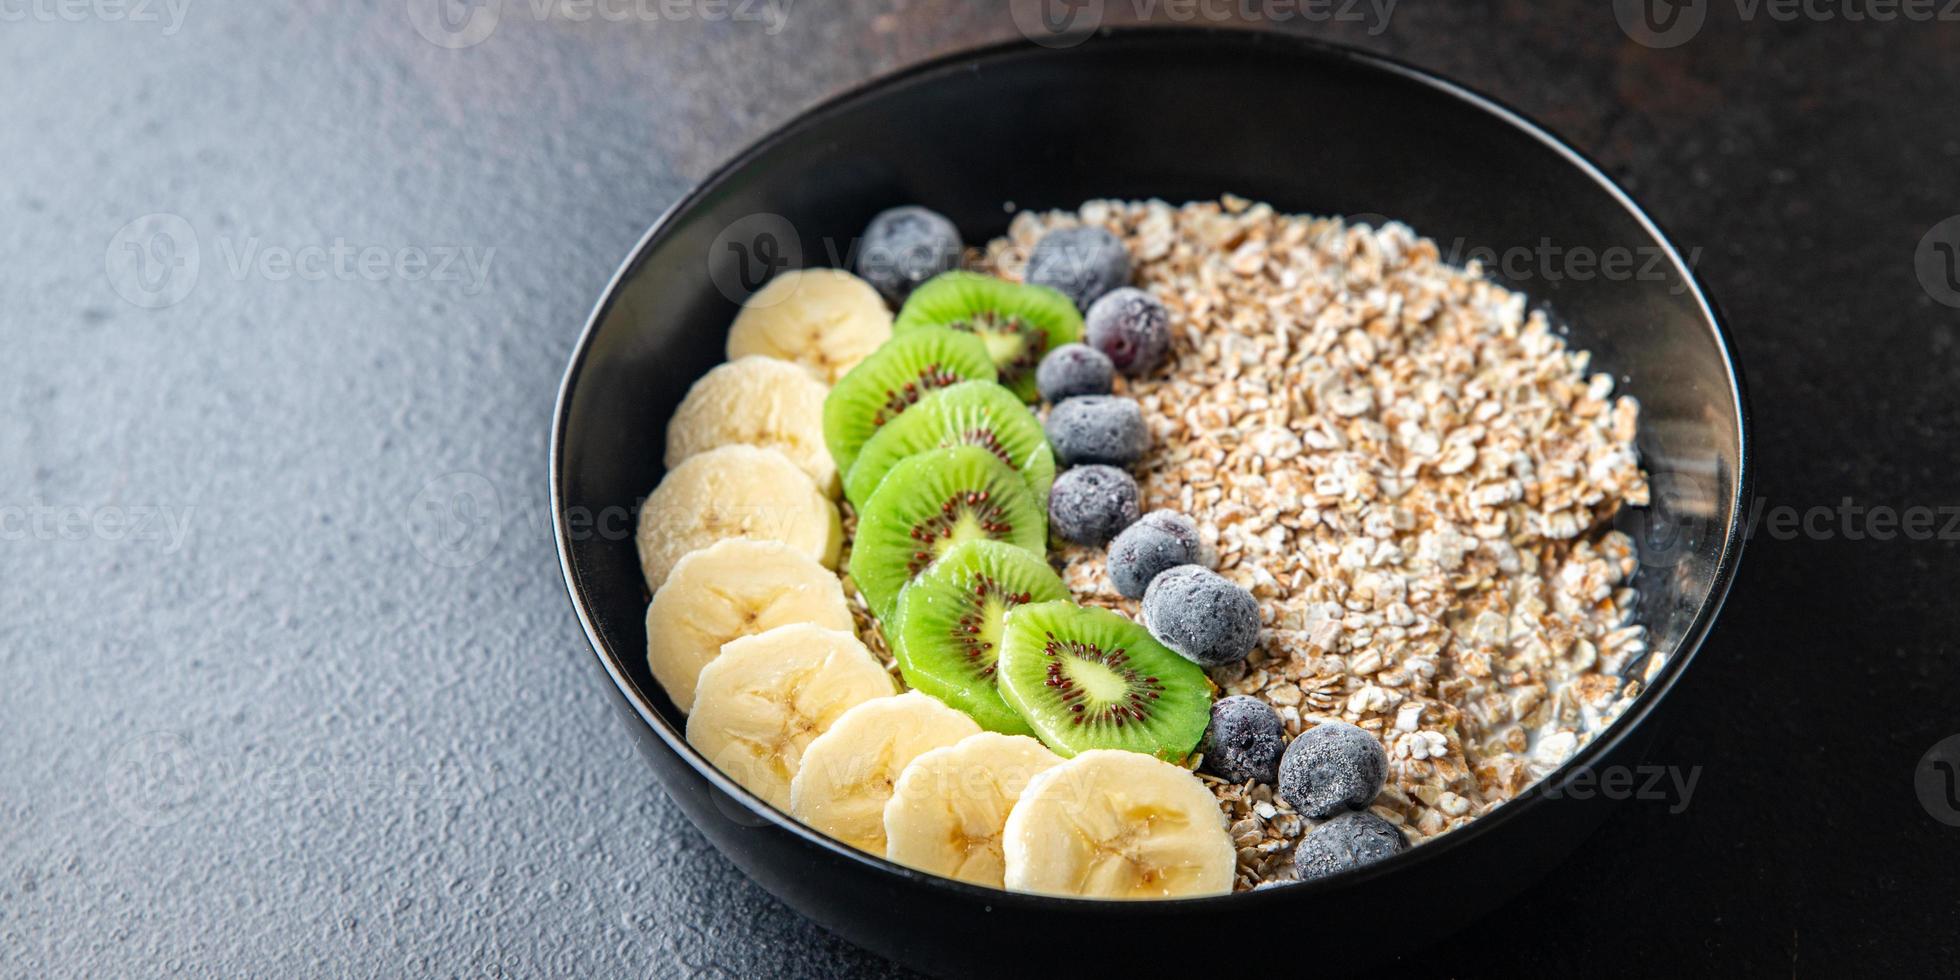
{"left": 665, "top": 356, "right": 838, "bottom": 496}
{"left": 884, "top": 733, "right": 1062, "bottom": 887}
{"left": 727, "top": 269, "right": 893, "bottom": 384}
{"left": 636, "top": 444, "right": 843, "bottom": 593}
{"left": 1003, "top": 749, "right": 1236, "bottom": 900}
{"left": 789, "top": 692, "right": 982, "bottom": 855}
{"left": 645, "top": 538, "right": 854, "bottom": 712}
{"left": 685, "top": 623, "right": 896, "bottom": 811}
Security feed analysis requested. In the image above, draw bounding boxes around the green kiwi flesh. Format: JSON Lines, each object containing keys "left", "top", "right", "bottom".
{"left": 889, "top": 540, "right": 1068, "bottom": 735}
{"left": 847, "top": 445, "right": 1047, "bottom": 621}
{"left": 996, "top": 600, "right": 1212, "bottom": 761}
{"left": 822, "top": 326, "right": 998, "bottom": 475}
{"left": 843, "top": 380, "right": 1055, "bottom": 508}
{"left": 892, "top": 271, "right": 1082, "bottom": 402}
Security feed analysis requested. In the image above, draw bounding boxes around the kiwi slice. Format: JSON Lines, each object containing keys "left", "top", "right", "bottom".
{"left": 823, "top": 326, "right": 998, "bottom": 475}
{"left": 893, "top": 271, "right": 1083, "bottom": 402}
{"left": 843, "top": 380, "right": 1056, "bottom": 508}
{"left": 890, "top": 540, "right": 1069, "bottom": 735}
{"left": 848, "top": 445, "right": 1047, "bottom": 621}
{"left": 996, "top": 600, "right": 1212, "bottom": 761}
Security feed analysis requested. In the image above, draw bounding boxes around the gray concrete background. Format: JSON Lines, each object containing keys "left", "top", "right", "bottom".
{"left": 6, "top": 1, "right": 1957, "bottom": 977}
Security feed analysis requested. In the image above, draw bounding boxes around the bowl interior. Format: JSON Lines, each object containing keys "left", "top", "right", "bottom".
{"left": 555, "top": 29, "right": 1746, "bottom": 859}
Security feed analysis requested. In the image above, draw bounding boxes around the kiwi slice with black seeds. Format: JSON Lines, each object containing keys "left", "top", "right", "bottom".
{"left": 996, "top": 600, "right": 1212, "bottom": 761}
{"left": 889, "top": 540, "right": 1068, "bottom": 736}
{"left": 843, "top": 380, "right": 1055, "bottom": 509}
{"left": 848, "top": 445, "right": 1047, "bottom": 621}
{"left": 822, "top": 326, "right": 997, "bottom": 475}
{"left": 893, "top": 272, "right": 1083, "bottom": 402}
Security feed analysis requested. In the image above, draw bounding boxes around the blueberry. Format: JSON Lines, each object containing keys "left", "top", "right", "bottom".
{"left": 855, "top": 206, "right": 962, "bottom": 305}
{"left": 1106, "top": 510, "right": 1202, "bottom": 599}
{"left": 1025, "top": 226, "right": 1130, "bottom": 310}
{"left": 1277, "top": 721, "right": 1388, "bottom": 819}
{"left": 1045, "top": 396, "right": 1146, "bottom": 467}
{"left": 1140, "top": 565, "right": 1259, "bottom": 667}
{"left": 1035, "top": 343, "right": 1114, "bottom": 404}
{"left": 1201, "top": 695, "right": 1285, "bottom": 784}
{"left": 1292, "top": 810, "right": 1407, "bottom": 882}
{"left": 1084, "top": 287, "right": 1171, "bottom": 376}
{"left": 1048, "top": 464, "right": 1140, "bottom": 547}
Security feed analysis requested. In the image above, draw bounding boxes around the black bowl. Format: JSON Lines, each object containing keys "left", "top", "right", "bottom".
{"left": 552, "top": 27, "right": 1749, "bottom": 976}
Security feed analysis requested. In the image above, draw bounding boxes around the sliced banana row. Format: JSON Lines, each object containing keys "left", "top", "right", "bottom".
{"left": 645, "top": 268, "right": 886, "bottom": 737}
{"left": 763, "top": 689, "right": 1232, "bottom": 898}
{"left": 881, "top": 735, "right": 1233, "bottom": 898}
{"left": 694, "top": 667, "right": 1232, "bottom": 898}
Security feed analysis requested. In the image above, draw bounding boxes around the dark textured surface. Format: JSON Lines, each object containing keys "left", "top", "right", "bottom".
{"left": 4, "top": 2, "right": 1955, "bottom": 976}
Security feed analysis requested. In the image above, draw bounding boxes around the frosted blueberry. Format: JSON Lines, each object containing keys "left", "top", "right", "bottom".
{"left": 1277, "top": 721, "right": 1389, "bottom": 819}
{"left": 1035, "top": 343, "right": 1114, "bottom": 404}
{"left": 1292, "top": 810, "right": 1407, "bottom": 882}
{"left": 1140, "top": 565, "right": 1259, "bottom": 667}
{"left": 855, "top": 206, "right": 962, "bottom": 304}
{"left": 1201, "top": 695, "right": 1285, "bottom": 784}
{"left": 1105, "top": 510, "right": 1202, "bottom": 599}
{"left": 1045, "top": 395, "right": 1146, "bottom": 466}
{"left": 1084, "top": 287, "right": 1171, "bottom": 376}
{"left": 1047, "top": 464, "right": 1140, "bottom": 547}
{"left": 1025, "top": 226, "right": 1130, "bottom": 310}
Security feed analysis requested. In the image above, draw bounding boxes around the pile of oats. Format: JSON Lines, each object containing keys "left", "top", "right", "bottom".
{"left": 984, "top": 197, "right": 1655, "bottom": 891}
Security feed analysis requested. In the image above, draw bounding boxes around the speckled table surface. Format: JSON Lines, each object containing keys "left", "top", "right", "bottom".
{"left": 5, "top": 2, "right": 1956, "bottom": 976}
